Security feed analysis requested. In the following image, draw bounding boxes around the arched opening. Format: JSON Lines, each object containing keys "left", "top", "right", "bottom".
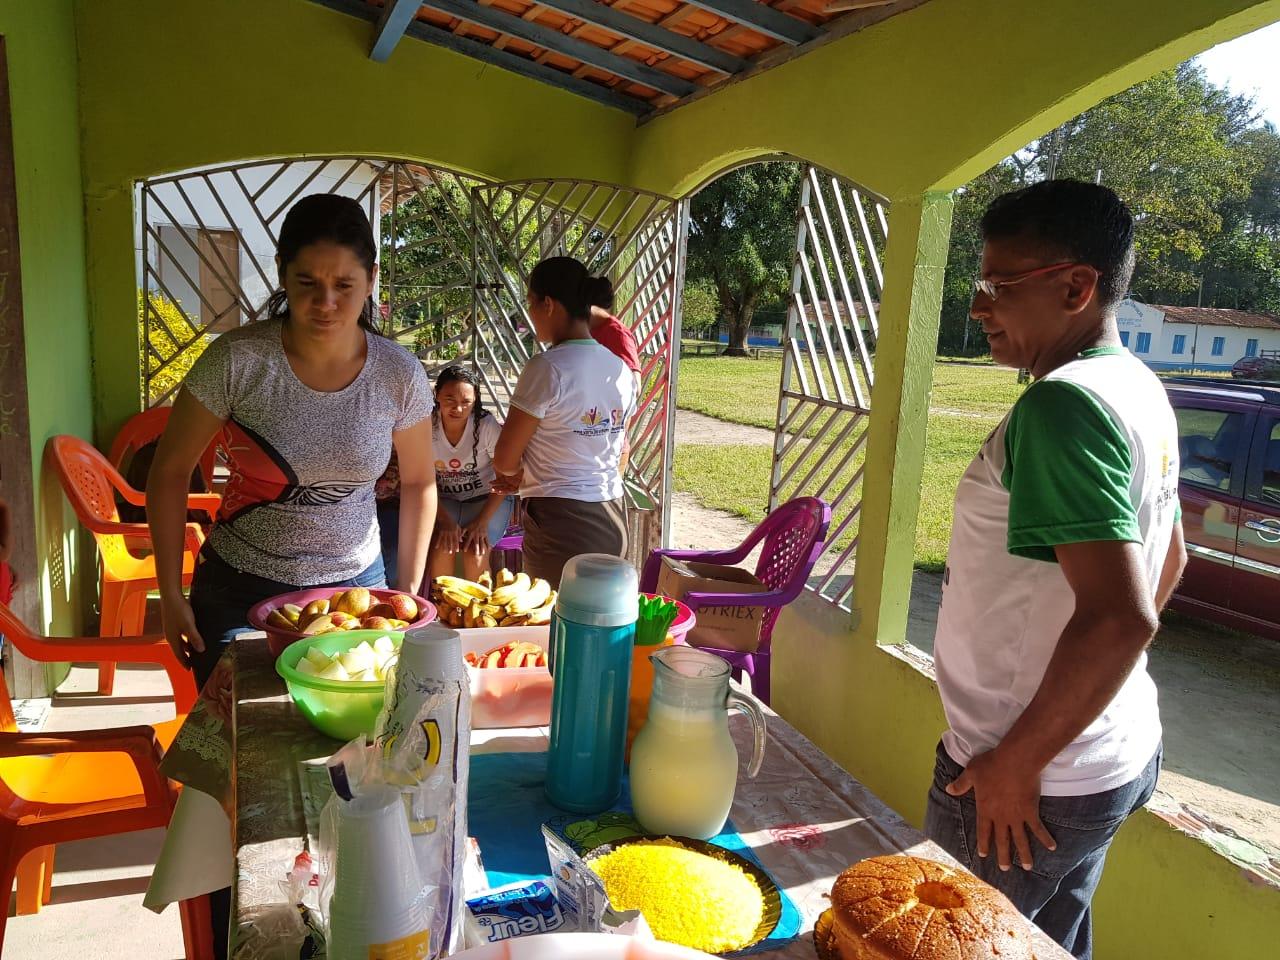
{"left": 670, "top": 158, "right": 887, "bottom": 619}
{"left": 134, "top": 157, "right": 686, "bottom": 561}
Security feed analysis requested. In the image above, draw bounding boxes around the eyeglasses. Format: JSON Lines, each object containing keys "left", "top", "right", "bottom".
{"left": 972, "top": 262, "right": 1095, "bottom": 301}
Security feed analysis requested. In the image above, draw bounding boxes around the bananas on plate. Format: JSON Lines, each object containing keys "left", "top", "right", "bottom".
{"left": 430, "top": 571, "right": 556, "bottom": 629}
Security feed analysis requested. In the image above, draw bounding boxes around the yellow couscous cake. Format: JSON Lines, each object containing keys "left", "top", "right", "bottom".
{"left": 589, "top": 838, "right": 765, "bottom": 954}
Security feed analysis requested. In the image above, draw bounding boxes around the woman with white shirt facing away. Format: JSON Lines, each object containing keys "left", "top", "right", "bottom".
{"left": 493, "top": 257, "right": 637, "bottom": 589}
{"left": 426, "top": 364, "right": 514, "bottom": 582}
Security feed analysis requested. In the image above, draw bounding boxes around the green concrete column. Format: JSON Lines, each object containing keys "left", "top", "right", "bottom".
{"left": 852, "top": 191, "right": 954, "bottom": 647}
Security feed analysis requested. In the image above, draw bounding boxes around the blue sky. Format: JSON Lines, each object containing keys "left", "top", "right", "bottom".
{"left": 1196, "top": 21, "right": 1280, "bottom": 127}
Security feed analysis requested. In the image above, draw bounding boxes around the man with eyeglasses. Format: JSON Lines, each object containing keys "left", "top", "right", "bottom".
{"left": 924, "top": 180, "right": 1186, "bottom": 960}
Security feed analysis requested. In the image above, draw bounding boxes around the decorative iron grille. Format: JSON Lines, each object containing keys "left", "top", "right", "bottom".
{"left": 771, "top": 168, "right": 888, "bottom": 610}
{"left": 137, "top": 159, "right": 683, "bottom": 545}
{"left": 470, "top": 179, "right": 686, "bottom": 542}
{"left": 139, "top": 156, "right": 486, "bottom": 407}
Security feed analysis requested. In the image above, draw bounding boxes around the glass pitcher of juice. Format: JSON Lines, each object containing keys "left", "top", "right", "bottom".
{"left": 628, "top": 646, "right": 766, "bottom": 840}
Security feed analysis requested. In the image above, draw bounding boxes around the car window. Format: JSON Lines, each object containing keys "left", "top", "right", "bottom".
{"left": 1175, "top": 406, "right": 1244, "bottom": 492}
{"left": 1256, "top": 420, "right": 1280, "bottom": 506}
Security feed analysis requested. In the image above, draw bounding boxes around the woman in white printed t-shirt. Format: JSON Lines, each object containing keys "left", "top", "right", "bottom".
{"left": 426, "top": 364, "right": 515, "bottom": 582}
{"left": 492, "top": 257, "right": 637, "bottom": 589}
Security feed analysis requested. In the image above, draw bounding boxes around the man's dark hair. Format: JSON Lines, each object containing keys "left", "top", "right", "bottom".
{"left": 980, "top": 179, "right": 1136, "bottom": 311}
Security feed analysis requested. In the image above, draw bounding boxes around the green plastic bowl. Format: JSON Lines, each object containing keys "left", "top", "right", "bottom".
{"left": 276, "top": 630, "right": 404, "bottom": 741}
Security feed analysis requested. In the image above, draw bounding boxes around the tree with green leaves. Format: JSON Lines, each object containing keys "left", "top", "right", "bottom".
{"left": 685, "top": 163, "right": 802, "bottom": 355}
{"left": 939, "top": 63, "right": 1278, "bottom": 352}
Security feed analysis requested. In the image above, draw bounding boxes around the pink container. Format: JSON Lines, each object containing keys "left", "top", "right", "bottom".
{"left": 641, "top": 593, "right": 696, "bottom": 644}
{"left": 248, "top": 587, "right": 436, "bottom": 657}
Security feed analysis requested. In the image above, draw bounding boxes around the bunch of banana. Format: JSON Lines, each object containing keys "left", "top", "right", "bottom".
{"left": 431, "top": 569, "right": 556, "bottom": 628}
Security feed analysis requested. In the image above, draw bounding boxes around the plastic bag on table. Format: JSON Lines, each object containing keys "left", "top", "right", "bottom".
{"left": 235, "top": 851, "right": 325, "bottom": 959}
{"left": 373, "top": 625, "right": 472, "bottom": 957}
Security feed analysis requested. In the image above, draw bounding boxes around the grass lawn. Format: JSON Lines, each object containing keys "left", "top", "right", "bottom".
{"left": 674, "top": 357, "right": 1020, "bottom": 570}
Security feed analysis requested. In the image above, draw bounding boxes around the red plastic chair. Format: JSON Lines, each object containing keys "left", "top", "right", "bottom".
{"left": 0, "top": 600, "right": 198, "bottom": 716}
{"left": 639, "top": 496, "right": 831, "bottom": 705}
{"left": 109, "top": 406, "right": 219, "bottom": 497}
{"left": 0, "top": 665, "right": 211, "bottom": 957}
{"left": 47, "top": 435, "right": 217, "bottom": 696}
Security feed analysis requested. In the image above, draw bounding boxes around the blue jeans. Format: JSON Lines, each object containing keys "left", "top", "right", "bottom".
{"left": 188, "top": 547, "right": 386, "bottom": 693}
{"left": 377, "top": 499, "right": 401, "bottom": 588}
{"left": 924, "top": 741, "right": 1160, "bottom": 960}
{"left": 380, "top": 495, "right": 516, "bottom": 585}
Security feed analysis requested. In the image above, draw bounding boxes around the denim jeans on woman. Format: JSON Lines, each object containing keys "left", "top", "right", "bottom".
{"left": 187, "top": 547, "right": 386, "bottom": 693}
{"left": 923, "top": 741, "right": 1161, "bottom": 960}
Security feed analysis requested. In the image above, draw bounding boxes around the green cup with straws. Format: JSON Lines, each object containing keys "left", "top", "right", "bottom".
{"left": 635, "top": 593, "right": 681, "bottom": 647}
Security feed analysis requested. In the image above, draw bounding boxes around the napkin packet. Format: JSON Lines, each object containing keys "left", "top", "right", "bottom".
{"left": 465, "top": 880, "right": 565, "bottom": 945}
{"left": 459, "top": 829, "right": 649, "bottom": 949}
{"left": 542, "top": 827, "right": 652, "bottom": 937}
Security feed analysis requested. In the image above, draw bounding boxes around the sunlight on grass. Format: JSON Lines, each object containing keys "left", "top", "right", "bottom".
{"left": 674, "top": 358, "right": 1017, "bottom": 569}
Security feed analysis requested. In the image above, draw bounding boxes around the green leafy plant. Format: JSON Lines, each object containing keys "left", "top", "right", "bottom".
{"left": 140, "top": 290, "right": 211, "bottom": 405}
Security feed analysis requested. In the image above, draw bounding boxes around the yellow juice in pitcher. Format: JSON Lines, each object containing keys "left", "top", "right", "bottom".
{"left": 628, "top": 647, "right": 766, "bottom": 840}
{"left": 630, "top": 699, "right": 740, "bottom": 839}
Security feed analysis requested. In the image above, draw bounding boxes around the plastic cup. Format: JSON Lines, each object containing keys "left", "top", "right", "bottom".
{"left": 327, "top": 897, "right": 430, "bottom": 960}
{"left": 626, "top": 632, "right": 675, "bottom": 762}
{"left": 399, "top": 623, "right": 465, "bottom": 681}
{"left": 327, "top": 785, "right": 429, "bottom": 953}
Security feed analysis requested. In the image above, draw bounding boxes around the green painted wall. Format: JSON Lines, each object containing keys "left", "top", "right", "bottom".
{"left": 0, "top": 0, "right": 94, "bottom": 649}
{"left": 627, "top": 0, "right": 1280, "bottom": 201}
{"left": 73, "top": 0, "right": 638, "bottom": 442}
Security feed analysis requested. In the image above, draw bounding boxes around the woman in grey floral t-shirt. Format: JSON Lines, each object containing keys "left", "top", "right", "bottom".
{"left": 147, "top": 195, "right": 438, "bottom": 693}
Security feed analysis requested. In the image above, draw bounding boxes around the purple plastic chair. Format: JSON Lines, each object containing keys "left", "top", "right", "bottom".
{"left": 639, "top": 496, "right": 831, "bottom": 706}
{"left": 491, "top": 500, "right": 525, "bottom": 573}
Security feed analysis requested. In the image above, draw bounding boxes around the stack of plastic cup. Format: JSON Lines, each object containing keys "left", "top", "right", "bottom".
{"left": 326, "top": 785, "right": 431, "bottom": 959}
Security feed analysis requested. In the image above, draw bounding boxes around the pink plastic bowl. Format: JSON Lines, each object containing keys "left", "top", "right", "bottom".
{"left": 641, "top": 592, "right": 696, "bottom": 644}
{"left": 248, "top": 586, "right": 436, "bottom": 657}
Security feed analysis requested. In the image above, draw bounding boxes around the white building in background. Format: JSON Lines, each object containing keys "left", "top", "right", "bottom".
{"left": 1115, "top": 298, "right": 1280, "bottom": 371}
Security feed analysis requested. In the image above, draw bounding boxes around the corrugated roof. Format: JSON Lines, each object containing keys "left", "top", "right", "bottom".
{"left": 1157, "top": 304, "right": 1280, "bottom": 331}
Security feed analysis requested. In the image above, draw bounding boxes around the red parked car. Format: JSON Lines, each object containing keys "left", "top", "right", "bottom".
{"left": 1231, "top": 355, "right": 1280, "bottom": 380}
{"left": 1166, "top": 377, "right": 1280, "bottom": 640}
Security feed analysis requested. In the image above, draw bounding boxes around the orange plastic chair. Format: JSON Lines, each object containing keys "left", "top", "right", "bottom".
{"left": 0, "top": 601, "right": 198, "bottom": 716}
{"left": 46, "top": 435, "right": 218, "bottom": 696}
{"left": 0, "top": 667, "right": 211, "bottom": 958}
{"left": 108, "top": 406, "right": 220, "bottom": 500}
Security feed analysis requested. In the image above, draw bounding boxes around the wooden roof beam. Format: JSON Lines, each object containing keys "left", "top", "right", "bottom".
{"left": 370, "top": 0, "right": 422, "bottom": 61}
{"left": 416, "top": 0, "right": 700, "bottom": 97}
{"left": 533, "top": 0, "right": 749, "bottom": 74}
{"left": 310, "top": 0, "right": 650, "bottom": 114}
{"left": 680, "top": 0, "right": 819, "bottom": 44}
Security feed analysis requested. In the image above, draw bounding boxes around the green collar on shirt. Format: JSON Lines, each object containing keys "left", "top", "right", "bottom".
{"left": 556, "top": 338, "right": 598, "bottom": 346}
{"left": 1078, "top": 345, "right": 1125, "bottom": 358}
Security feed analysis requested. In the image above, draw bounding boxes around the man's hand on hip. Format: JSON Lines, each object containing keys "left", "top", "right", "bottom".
{"left": 946, "top": 747, "right": 1057, "bottom": 872}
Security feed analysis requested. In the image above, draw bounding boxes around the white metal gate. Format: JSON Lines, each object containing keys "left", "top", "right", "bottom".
{"left": 138, "top": 156, "right": 485, "bottom": 407}
{"left": 771, "top": 168, "right": 888, "bottom": 610}
{"left": 137, "top": 159, "right": 683, "bottom": 549}
{"left": 469, "top": 179, "right": 686, "bottom": 547}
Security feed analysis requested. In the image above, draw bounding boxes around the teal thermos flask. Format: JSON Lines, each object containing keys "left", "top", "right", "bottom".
{"left": 545, "top": 554, "right": 638, "bottom": 812}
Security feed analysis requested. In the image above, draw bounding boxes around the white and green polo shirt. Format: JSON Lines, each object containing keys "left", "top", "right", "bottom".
{"left": 934, "top": 347, "right": 1178, "bottom": 796}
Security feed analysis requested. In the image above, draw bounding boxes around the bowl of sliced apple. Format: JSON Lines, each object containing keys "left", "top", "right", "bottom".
{"left": 275, "top": 630, "right": 403, "bottom": 740}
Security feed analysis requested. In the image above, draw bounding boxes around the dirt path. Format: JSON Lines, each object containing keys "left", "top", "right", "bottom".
{"left": 674, "top": 408, "right": 775, "bottom": 446}
{"left": 671, "top": 409, "right": 1280, "bottom": 859}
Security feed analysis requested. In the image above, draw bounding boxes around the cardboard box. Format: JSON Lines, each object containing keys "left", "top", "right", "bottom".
{"left": 654, "top": 556, "right": 770, "bottom": 653}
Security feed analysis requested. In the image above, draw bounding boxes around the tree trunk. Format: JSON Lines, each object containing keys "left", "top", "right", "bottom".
{"left": 722, "top": 293, "right": 757, "bottom": 357}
